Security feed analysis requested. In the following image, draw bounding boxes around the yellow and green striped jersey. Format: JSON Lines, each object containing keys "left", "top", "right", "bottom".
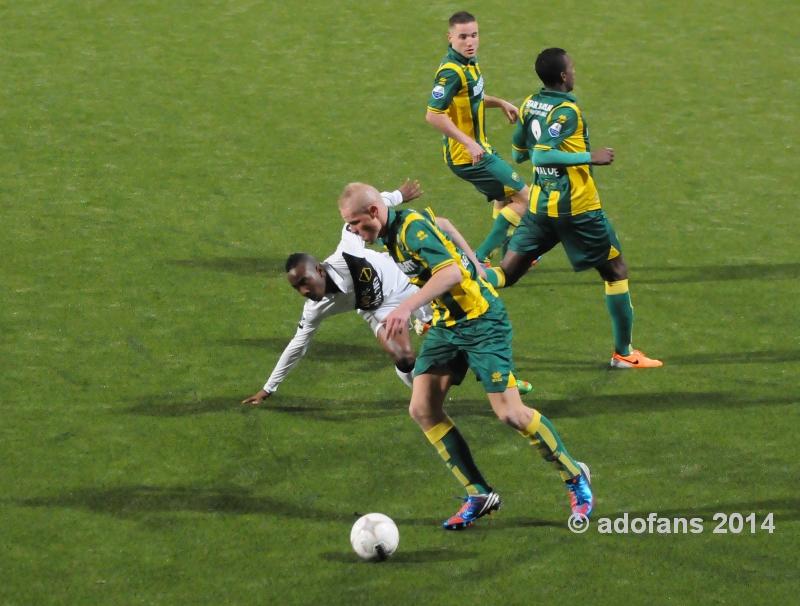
{"left": 512, "top": 89, "right": 601, "bottom": 217}
{"left": 427, "top": 46, "right": 494, "bottom": 166}
{"left": 382, "top": 207, "right": 498, "bottom": 327}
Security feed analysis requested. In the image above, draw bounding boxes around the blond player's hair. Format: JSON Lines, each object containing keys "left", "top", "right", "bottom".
{"left": 337, "top": 182, "right": 381, "bottom": 215}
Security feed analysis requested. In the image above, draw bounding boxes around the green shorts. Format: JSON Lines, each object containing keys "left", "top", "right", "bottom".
{"left": 508, "top": 209, "right": 622, "bottom": 272}
{"left": 449, "top": 153, "right": 525, "bottom": 202}
{"left": 414, "top": 301, "right": 516, "bottom": 393}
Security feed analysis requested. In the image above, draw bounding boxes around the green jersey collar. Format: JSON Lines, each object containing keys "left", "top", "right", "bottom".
{"left": 377, "top": 207, "right": 399, "bottom": 246}
{"left": 540, "top": 88, "right": 578, "bottom": 103}
{"left": 447, "top": 45, "right": 476, "bottom": 66}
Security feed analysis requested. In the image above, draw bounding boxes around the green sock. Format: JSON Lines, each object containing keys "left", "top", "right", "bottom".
{"left": 425, "top": 418, "right": 490, "bottom": 495}
{"left": 475, "top": 207, "right": 520, "bottom": 262}
{"left": 519, "top": 412, "right": 581, "bottom": 481}
{"left": 481, "top": 267, "right": 506, "bottom": 289}
{"left": 605, "top": 279, "right": 634, "bottom": 355}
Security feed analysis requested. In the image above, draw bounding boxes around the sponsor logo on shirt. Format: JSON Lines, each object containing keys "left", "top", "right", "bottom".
{"left": 397, "top": 259, "right": 419, "bottom": 275}
{"left": 472, "top": 75, "right": 484, "bottom": 97}
{"left": 548, "top": 122, "right": 562, "bottom": 137}
{"left": 536, "top": 166, "right": 562, "bottom": 177}
{"left": 359, "top": 268, "right": 372, "bottom": 282}
{"left": 432, "top": 85, "right": 445, "bottom": 99}
{"left": 298, "top": 314, "right": 306, "bottom": 329}
{"left": 512, "top": 172, "right": 520, "bottom": 182}
{"left": 492, "top": 372, "right": 503, "bottom": 383}
{"left": 416, "top": 230, "right": 428, "bottom": 241}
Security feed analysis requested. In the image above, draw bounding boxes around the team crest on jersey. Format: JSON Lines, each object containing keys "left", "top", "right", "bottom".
{"left": 548, "top": 122, "right": 562, "bottom": 137}
{"left": 512, "top": 172, "right": 520, "bottom": 182}
{"left": 432, "top": 85, "right": 445, "bottom": 99}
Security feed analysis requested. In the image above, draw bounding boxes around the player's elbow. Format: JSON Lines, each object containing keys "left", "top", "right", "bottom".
{"left": 439, "top": 263, "right": 463, "bottom": 288}
{"left": 512, "top": 150, "right": 528, "bottom": 164}
{"left": 425, "top": 110, "right": 441, "bottom": 125}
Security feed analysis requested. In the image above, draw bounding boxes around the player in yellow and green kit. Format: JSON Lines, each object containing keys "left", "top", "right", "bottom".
{"left": 339, "top": 182, "right": 594, "bottom": 530}
{"left": 498, "top": 48, "right": 662, "bottom": 368}
{"left": 425, "top": 11, "right": 534, "bottom": 266}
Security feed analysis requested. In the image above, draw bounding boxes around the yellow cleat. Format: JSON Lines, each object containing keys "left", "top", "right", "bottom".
{"left": 610, "top": 349, "right": 663, "bottom": 369}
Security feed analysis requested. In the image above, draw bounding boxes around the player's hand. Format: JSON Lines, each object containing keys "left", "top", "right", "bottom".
{"left": 466, "top": 140, "right": 485, "bottom": 165}
{"left": 242, "top": 389, "right": 271, "bottom": 404}
{"left": 397, "top": 179, "right": 424, "bottom": 202}
{"left": 590, "top": 148, "right": 615, "bottom": 165}
{"left": 383, "top": 307, "right": 412, "bottom": 339}
{"left": 500, "top": 101, "right": 519, "bottom": 124}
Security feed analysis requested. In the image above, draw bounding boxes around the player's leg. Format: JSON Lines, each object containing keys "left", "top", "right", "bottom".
{"left": 560, "top": 210, "right": 661, "bottom": 367}
{"left": 360, "top": 309, "right": 416, "bottom": 388}
{"left": 490, "top": 210, "right": 557, "bottom": 288}
{"left": 467, "top": 304, "right": 594, "bottom": 517}
{"left": 471, "top": 156, "right": 528, "bottom": 263}
{"left": 413, "top": 330, "right": 500, "bottom": 529}
{"left": 375, "top": 324, "right": 416, "bottom": 388}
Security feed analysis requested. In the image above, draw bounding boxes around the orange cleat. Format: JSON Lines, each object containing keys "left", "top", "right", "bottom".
{"left": 610, "top": 349, "right": 663, "bottom": 369}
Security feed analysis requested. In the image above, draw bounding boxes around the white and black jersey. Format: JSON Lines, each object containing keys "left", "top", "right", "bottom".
{"left": 263, "top": 191, "right": 432, "bottom": 394}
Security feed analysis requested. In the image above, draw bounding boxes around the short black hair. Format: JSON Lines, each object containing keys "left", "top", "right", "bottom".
{"left": 535, "top": 48, "right": 568, "bottom": 87}
{"left": 449, "top": 11, "right": 476, "bottom": 27}
{"left": 285, "top": 252, "right": 317, "bottom": 273}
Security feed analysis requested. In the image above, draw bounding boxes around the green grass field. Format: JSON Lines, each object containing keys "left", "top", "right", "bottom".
{"left": 1, "top": 1, "right": 798, "bottom": 604}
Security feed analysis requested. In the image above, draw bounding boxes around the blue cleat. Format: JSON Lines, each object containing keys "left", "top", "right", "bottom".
{"left": 566, "top": 462, "right": 594, "bottom": 518}
{"left": 442, "top": 492, "right": 501, "bottom": 530}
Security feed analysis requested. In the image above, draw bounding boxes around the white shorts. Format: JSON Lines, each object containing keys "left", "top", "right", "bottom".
{"left": 358, "top": 283, "right": 434, "bottom": 336}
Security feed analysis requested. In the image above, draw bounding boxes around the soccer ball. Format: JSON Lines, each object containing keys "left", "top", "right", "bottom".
{"left": 350, "top": 513, "right": 399, "bottom": 562}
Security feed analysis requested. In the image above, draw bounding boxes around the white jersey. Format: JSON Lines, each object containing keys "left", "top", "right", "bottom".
{"left": 263, "top": 191, "right": 431, "bottom": 394}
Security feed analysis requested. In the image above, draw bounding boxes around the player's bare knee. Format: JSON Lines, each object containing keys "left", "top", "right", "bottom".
{"left": 408, "top": 400, "right": 428, "bottom": 424}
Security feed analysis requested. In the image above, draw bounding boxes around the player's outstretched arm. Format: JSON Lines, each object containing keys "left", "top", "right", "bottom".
{"left": 484, "top": 95, "right": 519, "bottom": 124}
{"left": 242, "top": 317, "right": 321, "bottom": 404}
{"left": 436, "top": 217, "right": 487, "bottom": 280}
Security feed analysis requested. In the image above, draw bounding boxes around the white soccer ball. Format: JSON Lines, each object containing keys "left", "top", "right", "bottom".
{"left": 350, "top": 513, "right": 399, "bottom": 562}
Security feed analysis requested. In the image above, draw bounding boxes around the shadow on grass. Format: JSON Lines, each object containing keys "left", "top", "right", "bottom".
{"left": 321, "top": 549, "right": 479, "bottom": 564}
{"left": 667, "top": 350, "right": 800, "bottom": 365}
{"left": 124, "top": 395, "right": 252, "bottom": 417}
{"left": 603, "top": 498, "right": 800, "bottom": 524}
{"left": 531, "top": 392, "right": 797, "bottom": 420}
{"left": 167, "top": 257, "right": 287, "bottom": 276}
{"left": 216, "top": 338, "right": 378, "bottom": 361}
{"left": 123, "top": 393, "right": 405, "bottom": 419}
{"left": 123, "top": 389, "right": 797, "bottom": 420}
{"left": 515, "top": 349, "right": 800, "bottom": 372}
{"left": 19, "top": 485, "right": 355, "bottom": 522}
{"left": 513, "top": 262, "right": 800, "bottom": 287}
